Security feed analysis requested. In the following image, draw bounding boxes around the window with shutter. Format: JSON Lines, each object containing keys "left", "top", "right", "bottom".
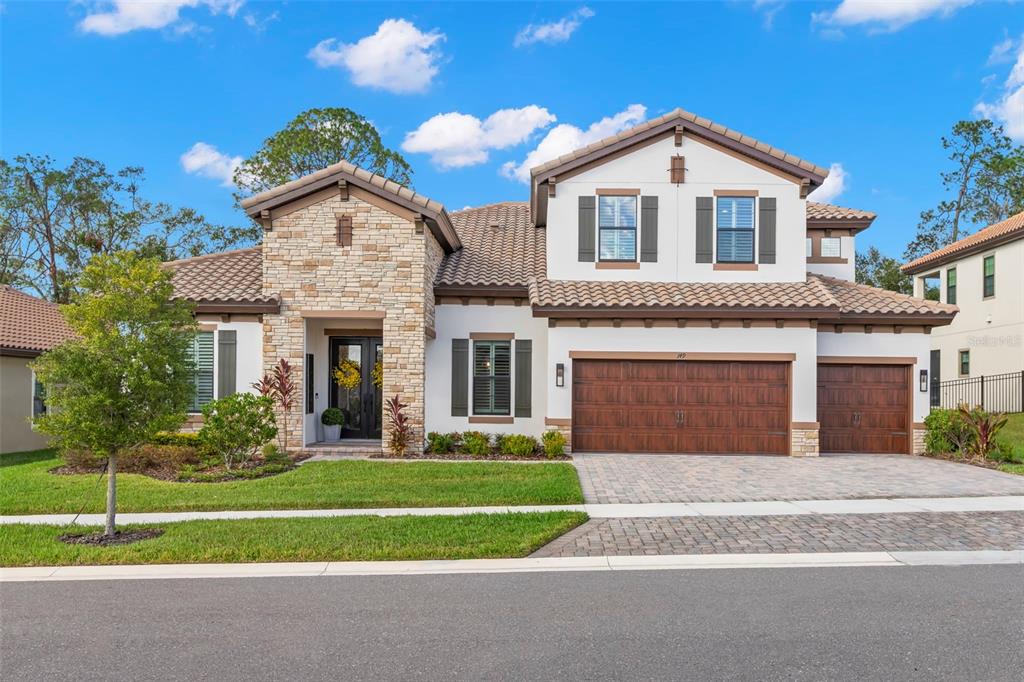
{"left": 472, "top": 341, "right": 511, "bottom": 415}
{"left": 598, "top": 195, "right": 637, "bottom": 262}
{"left": 716, "top": 196, "right": 755, "bottom": 263}
{"left": 189, "top": 331, "right": 215, "bottom": 413}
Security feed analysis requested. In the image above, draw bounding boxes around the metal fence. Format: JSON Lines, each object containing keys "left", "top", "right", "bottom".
{"left": 930, "top": 370, "right": 1024, "bottom": 413}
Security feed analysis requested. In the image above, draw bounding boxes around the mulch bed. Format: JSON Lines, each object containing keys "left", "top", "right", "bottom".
{"left": 52, "top": 452, "right": 312, "bottom": 482}
{"left": 60, "top": 528, "right": 165, "bottom": 546}
{"left": 371, "top": 452, "right": 572, "bottom": 462}
{"left": 922, "top": 452, "right": 1006, "bottom": 470}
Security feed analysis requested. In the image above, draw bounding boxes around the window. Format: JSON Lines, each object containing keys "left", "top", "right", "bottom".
{"left": 472, "top": 341, "right": 511, "bottom": 415}
{"left": 820, "top": 237, "right": 841, "bottom": 258}
{"left": 32, "top": 372, "right": 46, "bottom": 418}
{"left": 946, "top": 267, "right": 957, "bottom": 305}
{"left": 959, "top": 349, "right": 970, "bottom": 377}
{"left": 983, "top": 255, "right": 995, "bottom": 297}
{"left": 305, "top": 353, "right": 315, "bottom": 414}
{"left": 598, "top": 195, "right": 637, "bottom": 261}
{"left": 189, "top": 331, "right": 215, "bottom": 413}
{"left": 805, "top": 238, "right": 812, "bottom": 258}
{"left": 716, "top": 196, "right": 755, "bottom": 263}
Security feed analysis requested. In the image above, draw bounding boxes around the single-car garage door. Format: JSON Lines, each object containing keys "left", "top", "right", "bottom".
{"left": 817, "top": 363, "right": 909, "bottom": 454}
{"left": 572, "top": 360, "right": 789, "bottom": 454}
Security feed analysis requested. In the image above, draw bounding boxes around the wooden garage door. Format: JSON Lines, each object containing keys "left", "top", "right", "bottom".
{"left": 572, "top": 360, "right": 789, "bottom": 454}
{"left": 817, "top": 364, "right": 909, "bottom": 454}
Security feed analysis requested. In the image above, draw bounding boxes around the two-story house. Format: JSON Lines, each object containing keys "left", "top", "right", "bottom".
{"left": 168, "top": 108, "right": 956, "bottom": 457}
{"left": 902, "top": 211, "right": 1023, "bottom": 410}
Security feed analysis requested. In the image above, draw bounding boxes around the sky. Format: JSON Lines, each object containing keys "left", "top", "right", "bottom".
{"left": 3, "top": 1, "right": 1023, "bottom": 260}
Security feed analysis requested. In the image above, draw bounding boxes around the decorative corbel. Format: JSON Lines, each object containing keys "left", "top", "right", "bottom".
{"left": 548, "top": 178, "right": 557, "bottom": 198}
{"left": 674, "top": 125, "right": 684, "bottom": 147}
{"left": 414, "top": 215, "right": 426, "bottom": 235}
{"left": 643, "top": 318, "right": 654, "bottom": 329}
{"left": 799, "top": 178, "right": 811, "bottom": 198}
{"left": 260, "top": 209, "right": 272, "bottom": 229}
{"left": 337, "top": 179, "right": 349, "bottom": 201}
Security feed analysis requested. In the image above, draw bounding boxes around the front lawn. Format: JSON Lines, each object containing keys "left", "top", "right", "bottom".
{"left": 996, "top": 413, "right": 1024, "bottom": 464}
{"left": 0, "top": 512, "right": 587, "bottom": 567}
{"left": 0, "top": 450, "right": 584, "bottom": 514}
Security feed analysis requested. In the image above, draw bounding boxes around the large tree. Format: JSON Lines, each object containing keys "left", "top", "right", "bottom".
{"left": 855, "top": 246, "right": 912, "bottom": 295}
{"left": 32, "top": 252, "right": 197, "bottom": 537}
{"left": 0, "top": 155, "right": 258, "bottom": 302}
{"left": 904, "top": 119, "right": 1024, "bottom": 262}
{"left": 232, "top": 107, "right": 413, "bottom": 203}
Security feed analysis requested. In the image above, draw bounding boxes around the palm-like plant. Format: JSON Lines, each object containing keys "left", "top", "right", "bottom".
{"left": 384, "top": 395, "right": 412, "bottom": 457}
{"left": 956, "top": 404, "right": 1008, "bottom": 459}
{"left": 253, "top": 359, "right": 298, "bottom": 453}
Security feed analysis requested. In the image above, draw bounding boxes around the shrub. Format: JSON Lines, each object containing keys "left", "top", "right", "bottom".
{"left": 426, "top": 432, "right": 455, "bottom": 454}
{"left": 462, "top": 431, "right": 492, "bottom": 457}
{"left": 494, "top": 434, "right": 511, "bottom": 453}
{"left": 261, "top": 443, "right": 289, "bottom": 464}
{"left": 385, "top": 394, "right": 413, "bottom": 457}
{"left": 957, "top": 405, "right": 1008, "bottom": 459}
{"left": 320, "top": 407, "right": 345, "bottom": 426}
{"left": 199, "top": 393, "right": 278, "bottom": 469}
{"left": 500, "top": 434, "right": 539, "bottom": 457}
{"left": 542, "top": 430, "right": 567, "bottom": 458}
{"left": 924, "top": 409, "right": 972, "bottom": 455}
{"left": 149, "top": 431, "right": 201, "bottom": 447}
{"left": 120, "top": 444, "right": 200, "bottom": 473}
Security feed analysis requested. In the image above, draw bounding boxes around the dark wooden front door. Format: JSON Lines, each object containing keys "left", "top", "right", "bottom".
{"left": 572, "top": 360, "right": 790, "bottom": 455}
{"left": 817, "top": 364, "right": 909, "bottom": 454}
{"left": 329, "top": 337, "right": 383, "bottom": 439}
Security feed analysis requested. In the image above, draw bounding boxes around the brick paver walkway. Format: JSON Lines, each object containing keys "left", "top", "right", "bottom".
{"left": 572, "top": 453, "right": 1024, "bottom": 504}
{"left": 531, "top": 511, "right": 1024, "bottom": 557}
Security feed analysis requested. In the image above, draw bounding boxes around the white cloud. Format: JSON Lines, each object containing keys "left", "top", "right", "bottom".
{"left": 402, "top": 106, "right": 556, "bottom": 169}
{"left": 807, "top": 163, "right": 847, "bottom": 204}
{"left": 753, "top": 0, "right": 787, "bottom": 30}
{"left": 812, "top": 0, "right": 973, "bottom": 34}
{"left": 243, "top": 9, "right": 278, "bottom": 33}
{"left": 308, "top": 19, "right": 444, "bottom": 94}
{"left": 514, "top": 6, "right": 594, "bottom": 47}
{"left": 974, "top": 36, "right": 1024, "bottom": 141}
{"left": 987, "top": 34, "right": 1017, "bottom": 66}
{"left": 78, "top": 0, "right": 243, "bottom": 36}
{"left": 180, "top": 142, "right": 243, "bottom": 187}
{"left": 501, "top": 104, "right": 647, "bottom": 183}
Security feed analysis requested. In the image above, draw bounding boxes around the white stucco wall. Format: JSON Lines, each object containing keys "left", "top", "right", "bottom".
{"left": 816, "top": 331, "right": 931, "bottom": 422}
{"left": 0, "top": 356, "right": 50, "bottom": 454}
{"left": 426, "top": 304, "right": 549, "bottom": 437}
{"left": 545, "top": 326, "right": 819, "bottom": 423}
{"left": 545, "top": 135, "right": 807, "bottom": 283}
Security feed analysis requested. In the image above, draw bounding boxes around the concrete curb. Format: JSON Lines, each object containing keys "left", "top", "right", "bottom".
{"left": 2, "top": 550, "right": 1020, "bottom": 582}
{"left": 3, "top": 496, "right": 1022, "bottom": 526}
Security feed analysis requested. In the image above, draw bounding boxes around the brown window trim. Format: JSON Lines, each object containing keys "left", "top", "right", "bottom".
{"left": 713, "top": 189, "right": 759, "bottom": 197}
{"left": 806, "top": 233, "right": 848, "bottom": 263}
{"left": 958, "top": 348, "right": 970, "bottom": 377}
{"left": 807, "top": 256, "right": 848, "bottom": 264}
{"left": 596, "top": 261, "right": 641, "bottom": 270}
{"left": 468, "top": 416, "right": 514, "bottom": 424}
{"left": 469, "top": 332, "right": 514, "bottom": 340}
{"left": 713, "top": 263, "right": 758, "bottom": 271}
{"left": 595, "top": 188, "right": 641, "bottom": 195}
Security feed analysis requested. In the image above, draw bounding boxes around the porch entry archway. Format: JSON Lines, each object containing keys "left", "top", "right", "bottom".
{"left": 329, "top": 336, "right": 383, "bottom": 439}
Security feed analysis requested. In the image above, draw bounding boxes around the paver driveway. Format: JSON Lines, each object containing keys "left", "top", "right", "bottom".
{"left": 572, "top": 453, "right": 1024, "bottom": 504}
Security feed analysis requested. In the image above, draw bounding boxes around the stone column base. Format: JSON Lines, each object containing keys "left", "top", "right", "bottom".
{"left": 544, "top": 419, "right": 572, "bottom": 454}
{"left": 790, "top": 425, "right": 820, "bottom": 457}
{"left": 912, "top": 427, "right": 926, "bottom": 455}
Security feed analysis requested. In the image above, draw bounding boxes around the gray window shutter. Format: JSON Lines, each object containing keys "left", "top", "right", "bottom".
{"left": 578, "top": 195, "right": 596, "bottom": 262}
{"left": 451, "top": 339, "right": 469, "bottom": 417}
{"left": 514, "top": 340, "right": 532, "bottom": 418}
{"left": 640, "top": 196, "right": 658, "bottom": 262}
{"left": 217, "top": 330, "right": 237, "bottom": 399}
{"left": 758, "top": 197, "right": 777, "bottom": 264}
{"left": 696, "top": 197, "right": 713, "bottom": 263}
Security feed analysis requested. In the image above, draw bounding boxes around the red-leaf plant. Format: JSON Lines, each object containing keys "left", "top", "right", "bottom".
{"left": 956, "top": 404, "right": 1008, "bottom": 460}
{"left": 253, "top": 359, "right": 298, "bottom": 454}
{"left": 384, "top": 394, "right": 413, "bottom": 457}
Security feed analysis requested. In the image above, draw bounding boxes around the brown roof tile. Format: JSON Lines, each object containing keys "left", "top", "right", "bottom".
{"left": 0, "top": 286, "right": 75, "bottom": 355}
{"left": 806, "top": 202, "right": 876, "bottom": 222}
{"left": 165, "top": 247, "right": 277, "bottom": 308}
{"left": 810, "top": 274, "right": 957, "bottom": 318}
{"left": 902, "top": 210, "right": 1024, "bottom": 273}
{"left": 436, "top": 202, "right": 544, "bottom": 290}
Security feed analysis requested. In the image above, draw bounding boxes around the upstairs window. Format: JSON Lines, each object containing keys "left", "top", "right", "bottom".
{"left": 189, "top": 331, "right": 215, "bottom": 413}
{"left": 598, "top": 195, "right": 637, "bottom": 262}
{"left": 983, "top": 255, "right": 995, "bottom": 298}
{"left": 820, "top": 237, "right": 841, "bottom": 258}
{"left": 959, "top": 349, "right": 970, "bottom": 377}
{"left": 473, "top": 341, "right": 511, "bottom": 415}
{"left": 716, "top": 196, "right": 754, "bottom": 263}
{"left": 946, "top": 267, "right": 957, "bottom": 305}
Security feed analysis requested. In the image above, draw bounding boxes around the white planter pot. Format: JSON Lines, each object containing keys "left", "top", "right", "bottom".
{"left": 323, "top": 424, "right": 341, "bottom": 442}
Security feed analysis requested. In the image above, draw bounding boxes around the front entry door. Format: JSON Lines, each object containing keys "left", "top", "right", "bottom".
{"left": 329, "top": 337, "right": 383, "bottom": 439}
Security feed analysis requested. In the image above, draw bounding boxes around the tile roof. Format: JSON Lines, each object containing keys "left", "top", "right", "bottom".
{"left": 436, "top": 203, "right": 544, "bottom": 290}
{"left": 806, "top": 202, "right": 876, "bottom": 222}
{"left": 0, "top": 285, "right": 75, "bottom": 354}
{"left": 164, "top": 247, "right": 277, "bottom": 308}
{"left": 530, "top": 107, "right": 830, "bottom": 179}
{"left": 810, "top": 274, "right": 957, "bottom": 318}
{"left": 902, "top": 210, "right": 1024, "bottom": 273}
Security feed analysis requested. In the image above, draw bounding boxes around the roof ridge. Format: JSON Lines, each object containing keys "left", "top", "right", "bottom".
{"left": 903, "top": 209, "right": 1024, "bottom": 272}
{"left": 162, "top": 246, "right": 261, "bottom": 267}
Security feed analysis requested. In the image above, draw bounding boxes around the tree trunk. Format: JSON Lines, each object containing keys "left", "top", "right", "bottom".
{"left": 105, "top": 453, "right": 117, "bottom": 537}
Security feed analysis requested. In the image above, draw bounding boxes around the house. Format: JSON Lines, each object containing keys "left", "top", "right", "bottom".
{"left": 167, "top": 108, "right": 956, "bottom": 456}
{"left": 902, "top": 210, "right": 1023, "bottom": 410}
{"left": 0, "top": 286, "right": 75, "bottom": 453}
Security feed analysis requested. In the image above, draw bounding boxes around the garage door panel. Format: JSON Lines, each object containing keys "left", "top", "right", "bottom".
{"left": 818, "top": 363, "right": 909, "bottom": 454}
{"left": 734, "top": 409, "right": 787, "bottom": 430}
{"left": 574, "top": 361, "right": 623, "bottom": 380}
{"left": 627, "top": 409, "right": 678, "bottom": 429}
{"left": 735, "top": 434, "right": 788, "bottom": 454}
{"left": 573, "top": 407, "right": 628, "bottom": 428}
{"left": 683, "top": 409, "right": 735, "bottom": 429}
{"left": 627, "top": 384, "right": 678, "bottom": 404}
{"left": 627, "top": 361, "right": 677, "bottom": 382}
{"left": 573, "top": 384, "right": 620, "bottom": 405}
{"left": 680, "top": 385, "right": 732, "bottom": 406}
{"left": 735, "top": 386, "right": 788, "bottom": 407}
{"left": 632, "top": 432, "right": 683, "bottom": 452}
{"left": 681, "top": 362, "right": 732, "bottom": 382}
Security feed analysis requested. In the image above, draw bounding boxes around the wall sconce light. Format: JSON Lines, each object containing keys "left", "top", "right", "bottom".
{"left": 556, "top": 363, "right": 565, "bottom": 387}
{"left": 919, "top": 369, "right": 929, "bottom": 392}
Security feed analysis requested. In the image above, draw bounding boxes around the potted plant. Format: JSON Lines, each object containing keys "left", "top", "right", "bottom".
{"left": 320, "top": 407, "right": 344, "bottom": 442}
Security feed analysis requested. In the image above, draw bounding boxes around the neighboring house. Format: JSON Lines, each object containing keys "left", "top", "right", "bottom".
{"left": 902, "top": 211, "right": 1024, "bottom": 409}
{"left": 0, "top": 286, "right": 75, "bottom": 454}
{"left": 168, "top": 108, "right": 956, "bottom": 456}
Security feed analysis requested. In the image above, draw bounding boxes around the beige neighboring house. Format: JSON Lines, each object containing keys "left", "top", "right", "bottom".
{"left": 902, "top": 211, "right": 1024, "bottom": 411}
{"left": 0, "top": 286, "right": 75, "bottom": 454}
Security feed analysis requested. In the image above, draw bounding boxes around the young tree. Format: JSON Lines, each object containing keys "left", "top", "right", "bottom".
{"left": 0, "top": 155, "right": 259, "bottom": 302}
{"left": 232, "top": 107, "right": 413, "bottom": 204}
{"left": 253, "top": 359, "right": 298, "bottom": 453}
{"left": 855, "top": 247, "right": 912, "bottom": 294}
{"left": 32, "top": 252, "right": 197, "bottom": 536}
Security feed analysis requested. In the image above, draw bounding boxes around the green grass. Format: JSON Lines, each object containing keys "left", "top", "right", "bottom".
{"left": 0, "top": 450, "right": 584, "bottom": 514}
{"left": 0, "top": 512, "right": 587, "bottom": 567}
{"left": 996, "top": 413, "right": 1024, "bottom": 462}
{"left": 998, "top": 463, "right": 1024, "bottom": 475}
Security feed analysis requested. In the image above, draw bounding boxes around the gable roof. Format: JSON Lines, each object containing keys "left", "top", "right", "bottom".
{"left": 902, "top": 210, "right": 1024, "bottom": 274}
{"left": 239, "top": 159, "right": 461, "bottom": 253}
{"left": 164, "top": 247, "right": 280, "bottom": 314}
{"left": 0, "top": 285, "right": 76, "bottom": 356}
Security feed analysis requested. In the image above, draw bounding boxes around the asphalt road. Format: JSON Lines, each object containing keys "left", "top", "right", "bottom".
{"left": 2, "top": 565, "right": 1022, "bottom": 681}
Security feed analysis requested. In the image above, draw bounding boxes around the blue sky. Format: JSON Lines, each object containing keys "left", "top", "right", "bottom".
{"left": 3, "top": 1, "right": 1022, "bottom": 259}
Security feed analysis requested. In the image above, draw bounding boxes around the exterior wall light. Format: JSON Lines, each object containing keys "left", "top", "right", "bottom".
{"left": 556, "top": 363, "right": 565, "bottom": 387}
{"left": 919, "top": 369, "right": 929, "bottom": 393}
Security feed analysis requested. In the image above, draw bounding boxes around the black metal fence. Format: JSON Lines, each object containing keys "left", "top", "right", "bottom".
{"left": 930, "top": 370, "right": 1024, "bottom": 413}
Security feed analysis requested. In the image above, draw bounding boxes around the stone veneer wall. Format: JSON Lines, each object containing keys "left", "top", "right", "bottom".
{"left": 262, "top": 188, "right": 443, "bottom": 451}
{"left": 544, "top": 422, "right": 573, "bottom": 454}
{"left": 790, "top": 427, "right": 820, "bottom": 457}
{"left": 912, "top": 428, "right": 926, "bottom": 455}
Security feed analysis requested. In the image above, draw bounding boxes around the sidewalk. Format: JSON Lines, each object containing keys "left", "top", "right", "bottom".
{"left": 3, "top": 495, "right": 1023, "bottom": 526}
